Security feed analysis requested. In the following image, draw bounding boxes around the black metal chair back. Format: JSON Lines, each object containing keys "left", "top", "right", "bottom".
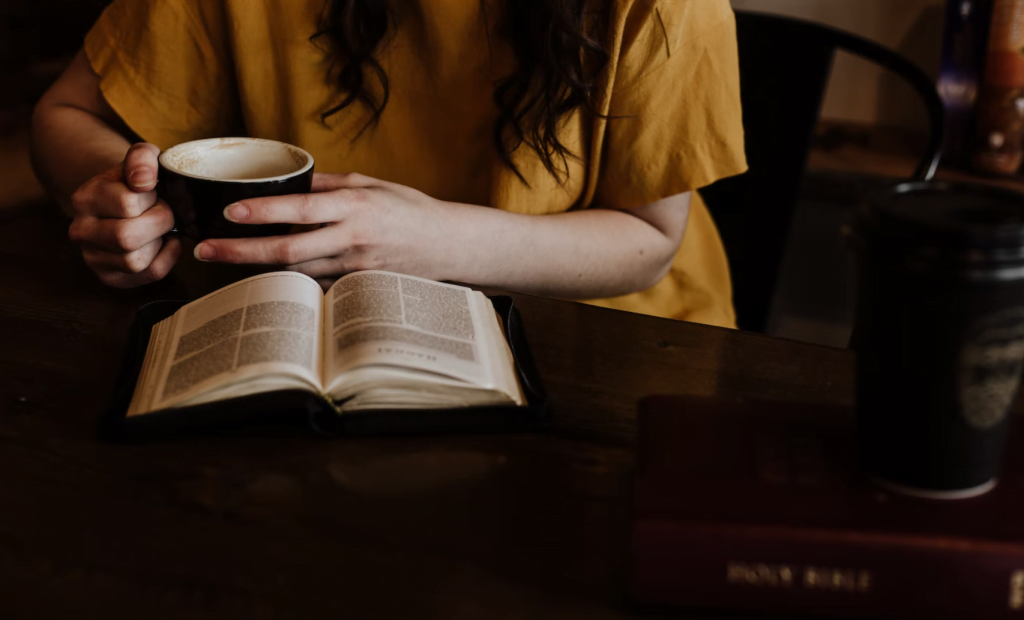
{"left": 699, "top": 10, "right": 944, "bottom": 333}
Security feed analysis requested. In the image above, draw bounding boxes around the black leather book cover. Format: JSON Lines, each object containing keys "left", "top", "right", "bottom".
{"left": 100, "top": 296, "right": 548, "bottom": 441}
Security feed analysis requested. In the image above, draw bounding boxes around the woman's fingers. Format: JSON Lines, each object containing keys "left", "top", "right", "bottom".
{"left": 122, "top": 142, "right": 161, "bottom": 192}
{"left": 148, "top": 236, "right": 182, "bottom": 280}
{"left": 67, "top": 142, "right": 175, "bottom": 289}
{"left": 223, "top": 188, "right": 372, "bottom": 225}
{"left": 69, "top": 200, "right": 175, "bottom": 252}
{"left": 194, "top": 226, "right": 345, "bottom": 265}
{"left": 223, "top": 174, "right": 390, "bottom": 225}
{"left": 69, "top": 143, "right": 161, "bottom": 221}
{"left": 83, "top": 237, "right": 164, "bottom": 273}
{"left": 71, "top": 174, "right": 158, "bottom": 219}
{"left": 311, "top": 172, "right": 381, "bottom": 192}
{"left": 94, "top": 236, "right": 182, "bottom": 288}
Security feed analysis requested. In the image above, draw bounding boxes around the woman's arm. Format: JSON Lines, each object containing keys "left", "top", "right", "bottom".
{"left": 31, "top": 50, "right": 180, "bottom": 287}
{"left": 192, "top": 173, "right": 690, "bottom": 299}
{"left": 32, "top": 51, "right": 135, "bottom": 211}
{"left": 442, "top": 193, "right": 690, "bottom": 298}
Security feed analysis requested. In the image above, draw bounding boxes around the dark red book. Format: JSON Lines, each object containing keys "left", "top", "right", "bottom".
{"left": 630, "top": 395, "right": 1024, "bottom": 619}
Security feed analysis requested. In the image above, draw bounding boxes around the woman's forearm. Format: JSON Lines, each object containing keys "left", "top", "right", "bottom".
{"left": 439, "top": 194, "right": 690, "bottom": 299}
{"left": 31, "top": 51, "right": 132, "bottom": 213}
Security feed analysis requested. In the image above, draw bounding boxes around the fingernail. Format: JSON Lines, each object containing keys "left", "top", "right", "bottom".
{"left": 130, "top": 169, "right": 155, "bottom": 188}
{"left": 194, "top": 243, "right": 215, "bottom": 261}
{"left": 224, "top": 203, "right": 248, "bottom": 222}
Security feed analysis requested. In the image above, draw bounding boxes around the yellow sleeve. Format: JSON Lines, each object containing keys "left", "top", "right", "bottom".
{"left": 594, "top": 0, "right": 748, "bottom": 210}
{"left": 84, "top": 0, "right": 240, "bottom": 150}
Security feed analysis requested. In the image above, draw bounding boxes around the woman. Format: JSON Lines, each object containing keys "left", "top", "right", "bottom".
{"left": 31, "top": 0, "right": 746, "bottom": 328}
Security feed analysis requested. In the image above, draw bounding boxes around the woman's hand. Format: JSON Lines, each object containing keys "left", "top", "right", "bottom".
{"left": 67, "top": 143, "right": 181, "bottom": 287}
{"left": 192, "top": 171, "right": 690, "bottom": 299}
{"left": 192, "top": 173, "right": 458, "bottom": 286}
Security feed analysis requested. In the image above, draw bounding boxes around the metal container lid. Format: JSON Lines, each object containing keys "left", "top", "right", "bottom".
{"left": 852, "top": 181, "right": 1024, "bottom": 275}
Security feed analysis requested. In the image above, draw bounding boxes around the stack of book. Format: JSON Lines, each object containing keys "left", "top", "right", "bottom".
{"left": 630, "top": 395, "right": 1024, "bottom": 620}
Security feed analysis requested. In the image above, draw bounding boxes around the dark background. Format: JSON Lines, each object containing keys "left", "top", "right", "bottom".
{"left": 0, "top": 1, "right": 109, "bottom": 213}
{"left": 0, "top": 0, "right": 109, "bottom": 122}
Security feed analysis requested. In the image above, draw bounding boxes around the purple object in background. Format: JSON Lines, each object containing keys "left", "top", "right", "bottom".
{"left": 937, "top": 0, "right": 994, "bottom": 163}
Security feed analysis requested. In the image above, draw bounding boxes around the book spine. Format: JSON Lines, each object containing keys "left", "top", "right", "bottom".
{"left": 972, "top": 0, "right": 1024, "bottom": 174}
{"left": 631, "top": 520, "right": 1024, "bottom": 620}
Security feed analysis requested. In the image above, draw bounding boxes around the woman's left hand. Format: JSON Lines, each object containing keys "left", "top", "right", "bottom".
{"left": 193, "top": 173, "right": 462, "bottom": 286}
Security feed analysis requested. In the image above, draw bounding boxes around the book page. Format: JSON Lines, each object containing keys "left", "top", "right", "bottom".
{"left": 133, "top": 272, "right": 324, "bottom": 415}
{"left": 323, "top": 271, "right": 496, "bottom": 388}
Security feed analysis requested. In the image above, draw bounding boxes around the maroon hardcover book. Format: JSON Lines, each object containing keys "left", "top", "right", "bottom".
{"left": 630, "top": 395, "right": 1024, "bottom": 619}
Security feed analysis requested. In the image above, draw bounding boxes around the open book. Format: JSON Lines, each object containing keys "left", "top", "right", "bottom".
{"left": 127, "top": 271, "right": 525, "bottom": 418}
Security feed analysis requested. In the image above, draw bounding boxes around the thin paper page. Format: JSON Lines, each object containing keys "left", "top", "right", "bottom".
{"left": 148, "top": 271, "right": 324, "bottom": 411}
{"left": 474, "top": 292, "right": 525, "bottom": 405}
{"left": 126, "top": 315, "right": 176, "bottom": 417}
{"left": 324, "top": 271, "right": 493, "bottom": 386}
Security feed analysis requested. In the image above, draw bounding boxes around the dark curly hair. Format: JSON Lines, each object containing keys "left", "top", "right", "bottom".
{"left": 310, "top": 0, "right": 610, "bottom": 184}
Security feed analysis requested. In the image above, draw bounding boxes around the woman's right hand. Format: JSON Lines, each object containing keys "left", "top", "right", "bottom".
{"left": 68, "top": 143, "right": 182, "bottom": 288}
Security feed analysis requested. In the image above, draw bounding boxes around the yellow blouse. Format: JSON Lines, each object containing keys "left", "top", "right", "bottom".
{"left": 85, "top": 0, "right": 747, "bottom": 328}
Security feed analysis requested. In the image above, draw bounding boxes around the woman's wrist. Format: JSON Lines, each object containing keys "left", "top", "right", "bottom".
{"left": 426, "top": 199, "right": 530, "bottom": 288}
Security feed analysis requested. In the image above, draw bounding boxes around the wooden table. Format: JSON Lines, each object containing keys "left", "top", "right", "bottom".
{"left": 0, "top": 205, "right": 853, "bottom": 619}
{"left": 808, "top": 136, "right": 1024, "bottom": 196}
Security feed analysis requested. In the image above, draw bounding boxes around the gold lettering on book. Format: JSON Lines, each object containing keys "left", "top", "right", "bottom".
{"left": 804, "top": 566, "right": 871, "bottom": 592}
{"left": 858, "top": 570, "right": 872, "bottom": 593}
{"left": 727, "top": 562, "right": 795, "bottom": 587}
{"left": 1010, "top": 570, "right": 1024, "bottom": 610}
{"left": 727, "top": 562, "right": 871, "bottom": 593}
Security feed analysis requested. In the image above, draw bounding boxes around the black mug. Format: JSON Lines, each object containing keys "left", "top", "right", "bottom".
{"left": 847, "top": 181, "right": 1024, "bottom": 499}
{"left": 157, "top": 137, "right": 315, "bottom": 240}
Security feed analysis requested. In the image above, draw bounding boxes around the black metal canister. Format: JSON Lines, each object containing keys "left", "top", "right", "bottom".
{"left": 848, "top": 181, "right": 1024, "bottom": 498}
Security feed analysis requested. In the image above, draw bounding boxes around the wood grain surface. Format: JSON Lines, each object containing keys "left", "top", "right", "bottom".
{"left": 0, "top": 205, "right": 853, "bottom": 619}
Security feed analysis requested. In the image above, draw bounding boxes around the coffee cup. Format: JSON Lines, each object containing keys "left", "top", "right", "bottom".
{"left": 157, "top": 137, "right": 314, "bottom": 240}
